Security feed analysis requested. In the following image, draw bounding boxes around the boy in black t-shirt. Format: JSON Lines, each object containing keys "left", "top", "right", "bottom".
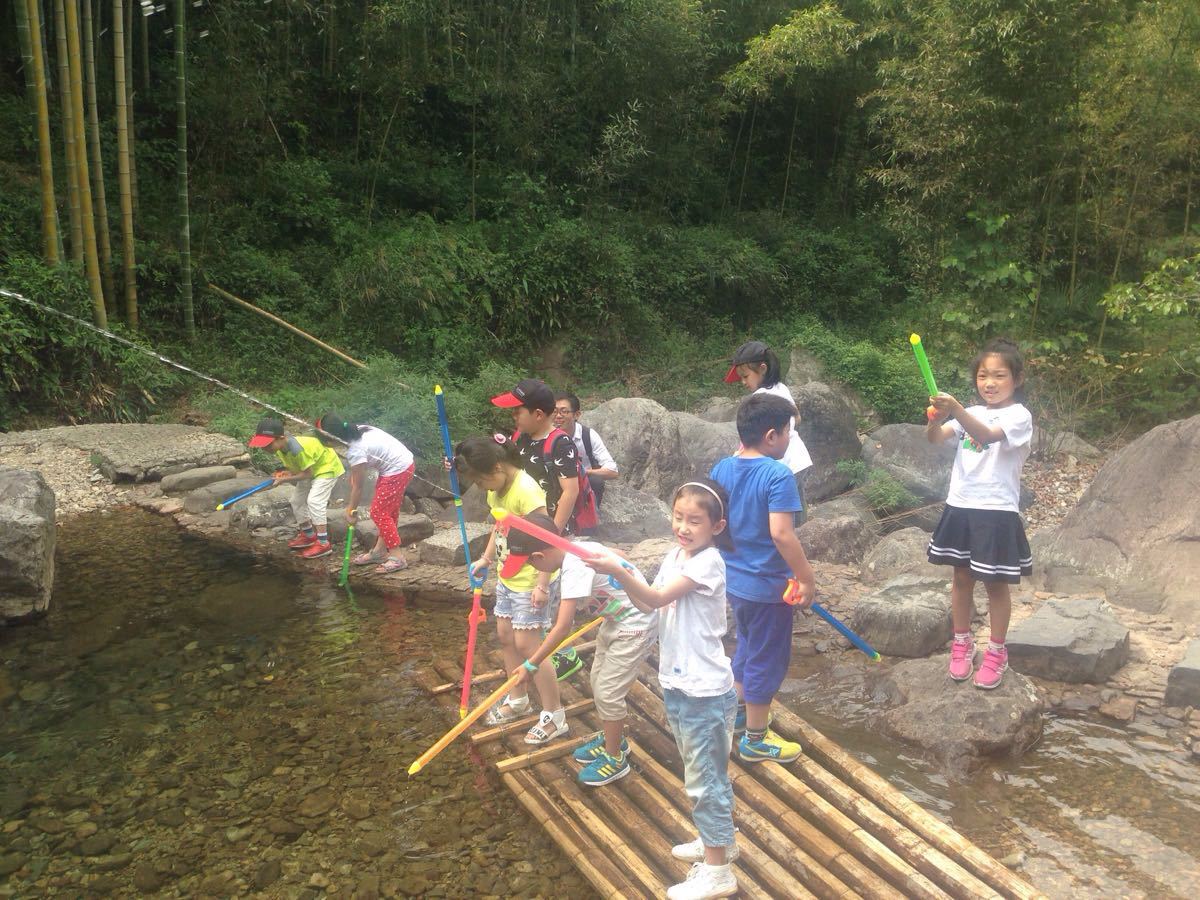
{"left": 491, "top": 378, "right": 585, "bottom": 682}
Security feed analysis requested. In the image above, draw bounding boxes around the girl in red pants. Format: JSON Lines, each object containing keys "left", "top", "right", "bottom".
{"left": 317, "top": 413, "right": 416, "bottom": 573}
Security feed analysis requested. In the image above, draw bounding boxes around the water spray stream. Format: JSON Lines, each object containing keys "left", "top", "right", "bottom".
{"left": 1, "top": 286, "right": 448, "bottom": 495}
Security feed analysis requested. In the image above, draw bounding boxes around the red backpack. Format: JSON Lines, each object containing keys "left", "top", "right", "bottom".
{"left": 513, "top": 428, "right": 599, "bottom": 531}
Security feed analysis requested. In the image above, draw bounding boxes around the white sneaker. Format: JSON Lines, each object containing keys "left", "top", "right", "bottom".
{"left": 671, "top": 836, "right": 740, "bottom": 864}
{"left": 484, "top": 694, "right": 530, "bottom": 725}
{"left": 666, "top": 863, "right": 737, "bottom": 900}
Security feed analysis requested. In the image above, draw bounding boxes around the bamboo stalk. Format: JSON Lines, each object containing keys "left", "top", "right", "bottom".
{"left": 208, "top": 284, "right": 368, "bottom": 369}
{"left": 470, "top": 697, "right": 593, "bottom": 746}
{"left": 20, "top": 0, "right": 60, "bottom": 264}
{"left": 494, "top": 740, "right": 578, "bottom": 774}
{"left": 54, "top": 0, "right": 83, "bottom": 262}
{"left": 176, "top": 0, "right": 194, "bottom": 339}
{"left": 113, "top": 0, "right": 137, "bottom": 327}
{"left": 81, "top": 0, "right": 116, "bottom": 310}
{"left": 769, "top": 706, "right": 1044, "bottom": 900}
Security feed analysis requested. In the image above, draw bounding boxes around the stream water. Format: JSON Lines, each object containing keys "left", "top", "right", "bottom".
{"left": 1, "top": 508, "right": 1198, "bottom": 897}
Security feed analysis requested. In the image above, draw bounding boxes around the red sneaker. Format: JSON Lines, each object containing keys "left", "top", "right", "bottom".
{"left": 287, "top": 533, "right": 317, "bottom": 550}
{"left": 300, "top": 541, "right": 332, "bottom": 559}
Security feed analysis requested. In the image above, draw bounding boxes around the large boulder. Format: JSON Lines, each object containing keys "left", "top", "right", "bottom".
{"left": 229, "top": 484, "right": 294, "bottom": 529}
{"left": 592, "top": 484, "right": 672, "bottom": 543}
{"left": 1032, "top": 426, "right": 1102, "bottom": 459}
{"left": 0, "top": 424, "right": 249, "bottom": 482}
{"left": 623, "top": 538, "right": 676, "bottom": 583}
{"left": 852, "top": 574, "right": 952, "bottom": 657}
{"left": 794, "top": 382, "right": 862, "bottom": 502}
{"left": 184, "top": 476, "right": 273, "bottom": 515}
{"left": 459, "top": 483, "right": 494, "bottom": 524}
{"left": 861, "top": 527, "right": 945, "bottom": 585}
{"left": 1165, "top": 640, "right": 1200, "bottom": 708}
{"left": 1031, "top": 414, "right": 1200, "bottom": 624}
{"left": 327, "top": 513, "right": 433, "bottom": 549}
{"left": 797, "top": 516, "right": 876, "bottom": 566}
{"left": 1005, "top": 598, "right": 1130, "bottom": 683}
{"left": 872, "top": 657, "right": 1044, "bottom": 775}
{"left": 694, "top": 397, "right": 739, "bottom": 424}
{"left": 785, "top": 347, "right": 826, "bottom": 389}
{"left": 0, "top": 467, "right": 56, "bottom": 622}
{"left": 673, "top": 413, "right": 738, "bottom": 485}
{"left": 807, "top": 492, "right": 876, "bottom": 529}
{"left": 160, "top": 465, "right": 238, "bottom": 494}
{"left": 584, "top": 398, "right": 684, "bottom": 501}
{"left": 862, "top": 424, "right": 955, "bottom": 508}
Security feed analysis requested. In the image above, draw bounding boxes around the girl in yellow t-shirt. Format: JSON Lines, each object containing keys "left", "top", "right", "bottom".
{"left": 453, "top": 435, "right": 568, "bottom": 745}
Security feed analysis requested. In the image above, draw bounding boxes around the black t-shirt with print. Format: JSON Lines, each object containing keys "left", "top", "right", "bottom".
{"left": 514, "top": 431, "right": 579, "bottom": 518}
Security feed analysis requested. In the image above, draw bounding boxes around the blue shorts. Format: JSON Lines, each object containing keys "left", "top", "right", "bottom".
{"left": 729, "top": 594, "right": 794, "bottom": 705}
{"left": 494, "top": 578, "right": 561, "bottom": 630}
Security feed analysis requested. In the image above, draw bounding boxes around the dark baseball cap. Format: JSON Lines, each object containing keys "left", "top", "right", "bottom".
{"left": 490, "top": 379, "right": 556, "bottom": 414}
{"left": 248, "top": 417, "right": 285, "bottom": 448}
{"left": 499, "top": 511, "right": 559, "bottom": 579}
{"left": 723, "top": 340, "right": 770, "bottom": 383}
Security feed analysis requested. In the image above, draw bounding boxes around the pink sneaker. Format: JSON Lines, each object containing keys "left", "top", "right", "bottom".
{"left": 948, "top": 640, "right": 974, "bottom": 681}
{"left": 974, "top": 646, "right": 1008, "bottom": 690}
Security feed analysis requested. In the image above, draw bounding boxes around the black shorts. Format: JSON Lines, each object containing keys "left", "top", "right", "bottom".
{"left": 927, "top": 504, "right": 1032, "bottom": 584}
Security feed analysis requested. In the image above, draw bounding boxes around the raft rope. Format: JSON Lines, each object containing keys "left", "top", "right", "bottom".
{"left": 1, "top": 286, "right": 450, "bottom": 497}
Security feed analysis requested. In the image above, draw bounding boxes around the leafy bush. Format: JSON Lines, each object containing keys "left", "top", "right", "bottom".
{"left": 836, "top": 459, "right": 917, "bottom": 514}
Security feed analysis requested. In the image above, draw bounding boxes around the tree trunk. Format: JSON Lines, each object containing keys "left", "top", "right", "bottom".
{"left": 17, "top": 0, "right": 61, "bottom": 265}
{"left": 82, "top": 0, "right": 117, "bottom": 311}
{"left": 54, "top": 0, "right": 84, "bottom": 263}
{"left": 114, "top": 0, "right": 138, "bottom": 328}
{"left": 127, "top": 0, "right": 140, "bottom": 218}
{"left": 64, "top": 0, "right": 107, "bottom": 326}
{"left": 139, "top": 0, "right": 149, "bottom": 90}
{"left": 176, "top": 0, "right": 194, "bottom": 340}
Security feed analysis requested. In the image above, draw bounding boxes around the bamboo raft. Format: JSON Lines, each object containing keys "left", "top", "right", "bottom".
{"left": 417, "top": 644, "right": 1046, "bottom": 900}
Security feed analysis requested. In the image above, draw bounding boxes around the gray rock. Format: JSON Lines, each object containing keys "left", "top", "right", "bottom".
{"left": 133, "top": 863, "right": 164, "bottom": 892}
{"left": 0, "top": 423, "right": 248, "bottom": 482}
{"left": 873, "top": 656, "right": 1044, "bottom": 775}
{"left": 623, "top": 538, "right": 676, "bottom": 584}
{"left": 418, "top": 523, "right": 492, "bottom": 567}
{"left": 693, "top": 397, "right": 739, "bottom": 423}
{"left": 583, "top": 398, "right": 685, "bottom": 501}
{"left": 329, "top": 467, "right": 377, "bottom": 508}
{"left": 254, "top": 859, "right": 282, "bottom": 889}
{"left": 1165, "top": 640, "right": 1200, "bottom": 708}
{"left": 674, "top": 413, "right": 739, "bottom": 486}
{"left": 862, "top": 424, "right": 956, "bottom": 512}
{"left": 852, "top": 575, "right": 952, "bottom": 657}
{"left": 1006, "top": 598, "right": 1130, "bottom": 683}
{"left": 1032, "top": 426, "right": 1102, "bottom": 459}
{"left": 407, "top": 469, "right": 452, "bottom": 500}
{"left": 229, "top": 484, "right": 295, "bottom": 529}
{"left": 1032, "top": 414, "right": 1200, "bottom": 624}
{"left": 159, "top": 465, "right": 238, "bottom": 494}
{"left": 807, "top": 492, "right": 876, "bottom": 529}
{"left": 413, "top": 497, "right": 445, "bottom": 520}
{"left": 785, "top": 347, "right": 825, "bottom": 388}
{"left": 0, "top": 466, "right": 56, "bottom": 622}
{"left": 591, "top": 484, "right": 672, "bottom": 543}
{"left": 459, "top": 483, "right": 494, "bottom": 524}
{"left": 327, "top": 513, "right": 431, "bottom": 550}
{"left": 861, "top": 527, "right": 946, "bottom": 585}
{"left": 184, "top": 476, "right": 271, "bottom": 515}
{"left": 794, "top": 382, "right": 863, "bottom": 502}
{"left": 797, "top": 515, "right": 876, "bottom": 565}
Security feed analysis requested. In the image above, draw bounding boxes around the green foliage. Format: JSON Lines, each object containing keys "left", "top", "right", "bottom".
{"left": 938, "top": 211, "right": 1036, "bottom": 334}
{"left": 835, "top": 459, "right": 918, "bottom": 515}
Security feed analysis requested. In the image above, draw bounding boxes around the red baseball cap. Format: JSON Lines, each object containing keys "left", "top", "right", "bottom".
{"left": 498, "top": 511, "right": 560, "bottom": 578}
{"left": 247, "top": 417, "right": 285, "bottom": 448}
{"left": 723, "top": 340, "right": 770, "bottom": 383}
{"left": 490, "top": 379, "right": 556, "bottom": 413}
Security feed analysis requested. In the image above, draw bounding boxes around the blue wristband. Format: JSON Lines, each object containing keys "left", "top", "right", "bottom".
{"left": 521, "top": 659, "right": 538, "bottom": 673}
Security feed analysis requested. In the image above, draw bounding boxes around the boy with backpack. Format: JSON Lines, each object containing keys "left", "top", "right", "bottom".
{"left": 554, "top": 392, "right": 620, "bottom": 514}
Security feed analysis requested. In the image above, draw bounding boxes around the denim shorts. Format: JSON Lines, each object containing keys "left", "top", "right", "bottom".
{"left": 494, "top": 578, "right": 561, "bottom": 630}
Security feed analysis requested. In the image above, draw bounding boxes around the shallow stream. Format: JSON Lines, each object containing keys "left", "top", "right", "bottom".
{"left": 1, "top": 508, "right": 1198, "bottom": 897}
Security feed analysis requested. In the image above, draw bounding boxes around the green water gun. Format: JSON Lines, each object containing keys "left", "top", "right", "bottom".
{"left": 909, "top": 333, "right": 939, "bottom": 421}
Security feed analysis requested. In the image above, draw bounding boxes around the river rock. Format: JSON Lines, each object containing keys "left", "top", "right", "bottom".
{"left": 254, "top": 859, "right": 282, "bottom": 889}
{"left": 786, "top": 347, "right": 826, "bottom": 388}
{"left": 160, "top": 466, "right": 238, "bottom": 494}
{"left": 183, "top": 476, "right": 269, "bottom": 515}
{"left": 860, "top": 527, "right": 944, "bottom": 585}
{"left": 1005, "top": 598, "right": 1130, "bottom": 683}
{"left": 133, "top": 863, "right": 163, "bottom": 892}
{"left": 1165, "top": 640, "right": 1200, "bottom": 708}
{"left": 794, "top": 382, "right": 863, "bottom": 502}
{"left": 873, "top": 656, "right": 1044, "bottom": 775}
{"left": 862, "top": 424, "right": 956, "bottom": 529}
{"left": 583, "top": 398, "right": 686, "bottom": 501}
{"left": 298, "top": 787, "right": 337, "bottom": 818}
{"left": 418, "top": 523, "right": 491, "bottom": 567}
{"left": 229, "top": 484, "right": 294, "bottom": 528}
{"left": 1098, "top": 695, "right": 1137, "bottom": 722}
{"left": 328, "top": 513, "right": 432, "bottom": 549}
{"left": 592, "top": 484, "right": 671, "bottom": 543}
{"left": 797, "top": 515, "right": 875, "bottom": 565}
{"left": 0, "top": 854, "right": 24, "bottom": 877}
{"left": 330, "top": 468, "right": 377, "bottom": 507}
{"left": 852, "top": 575, "right": 952, "bottom": 658}
{"left": 0, "top": 466, "right": 56, "bottom": 622}
{"left": 807, "top": 492, "right": 876, "bottom": 529}
{"left": 694, "top": 397, "right": 739, "bottom": 423}
{"left": 0, "top": 424, "right": 249, "bottom": 482}
{"left": 1032, "top": 414, "right": 1200, "bottom": 624}
{"left": 459, "top": 483, "right": 492, "bottom": 523}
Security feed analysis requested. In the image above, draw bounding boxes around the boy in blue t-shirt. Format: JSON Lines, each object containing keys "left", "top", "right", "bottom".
{"left": 710, "top": 393, "right": 817, "bottom": 764}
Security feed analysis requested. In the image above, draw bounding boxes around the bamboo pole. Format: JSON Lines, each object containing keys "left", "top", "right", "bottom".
{"left": 431, "top": 640, "right": 598, "bottom": 694}
{"left": 769, "top": 706, "right": 1044, "bottom": 900}
{"left": 470, "top": 697, "right": 593, "bottom": 746}
{"left": 81, "top": 0, "right": 116, "bottom": 310}
{"left": 208, "top": 284, "right": 368, "bottom": 369}
{"left": 54, "top": 0, "right": 83, "bottom": 263}
{"left": 113, "top": 0, "right": 138, "bottom": 327}
{"left": 19, "top": 0, "right": 60, "bottom": 265}
{"left": 176, "top": 0, "right": 195, "bottom": 339}
{"left": 493, "top": 740, "right": 578, "bottom": 774}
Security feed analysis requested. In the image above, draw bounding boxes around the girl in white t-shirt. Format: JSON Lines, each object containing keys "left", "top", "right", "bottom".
{"left": 318, "top": 414, "right": 415, "bottom": 574}
{"left": 924, "top": 338, "right": 1033, "bottom": 691}
{"left": 589, "top": 478, "right": 740, "bottom": 900}
{"left": 724, "top": 340, "right": 814, "bottom": 522}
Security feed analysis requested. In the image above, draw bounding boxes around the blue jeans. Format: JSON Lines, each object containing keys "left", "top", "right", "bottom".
{"left": 663, "top": 687, "right": 737, "bottom": 849}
